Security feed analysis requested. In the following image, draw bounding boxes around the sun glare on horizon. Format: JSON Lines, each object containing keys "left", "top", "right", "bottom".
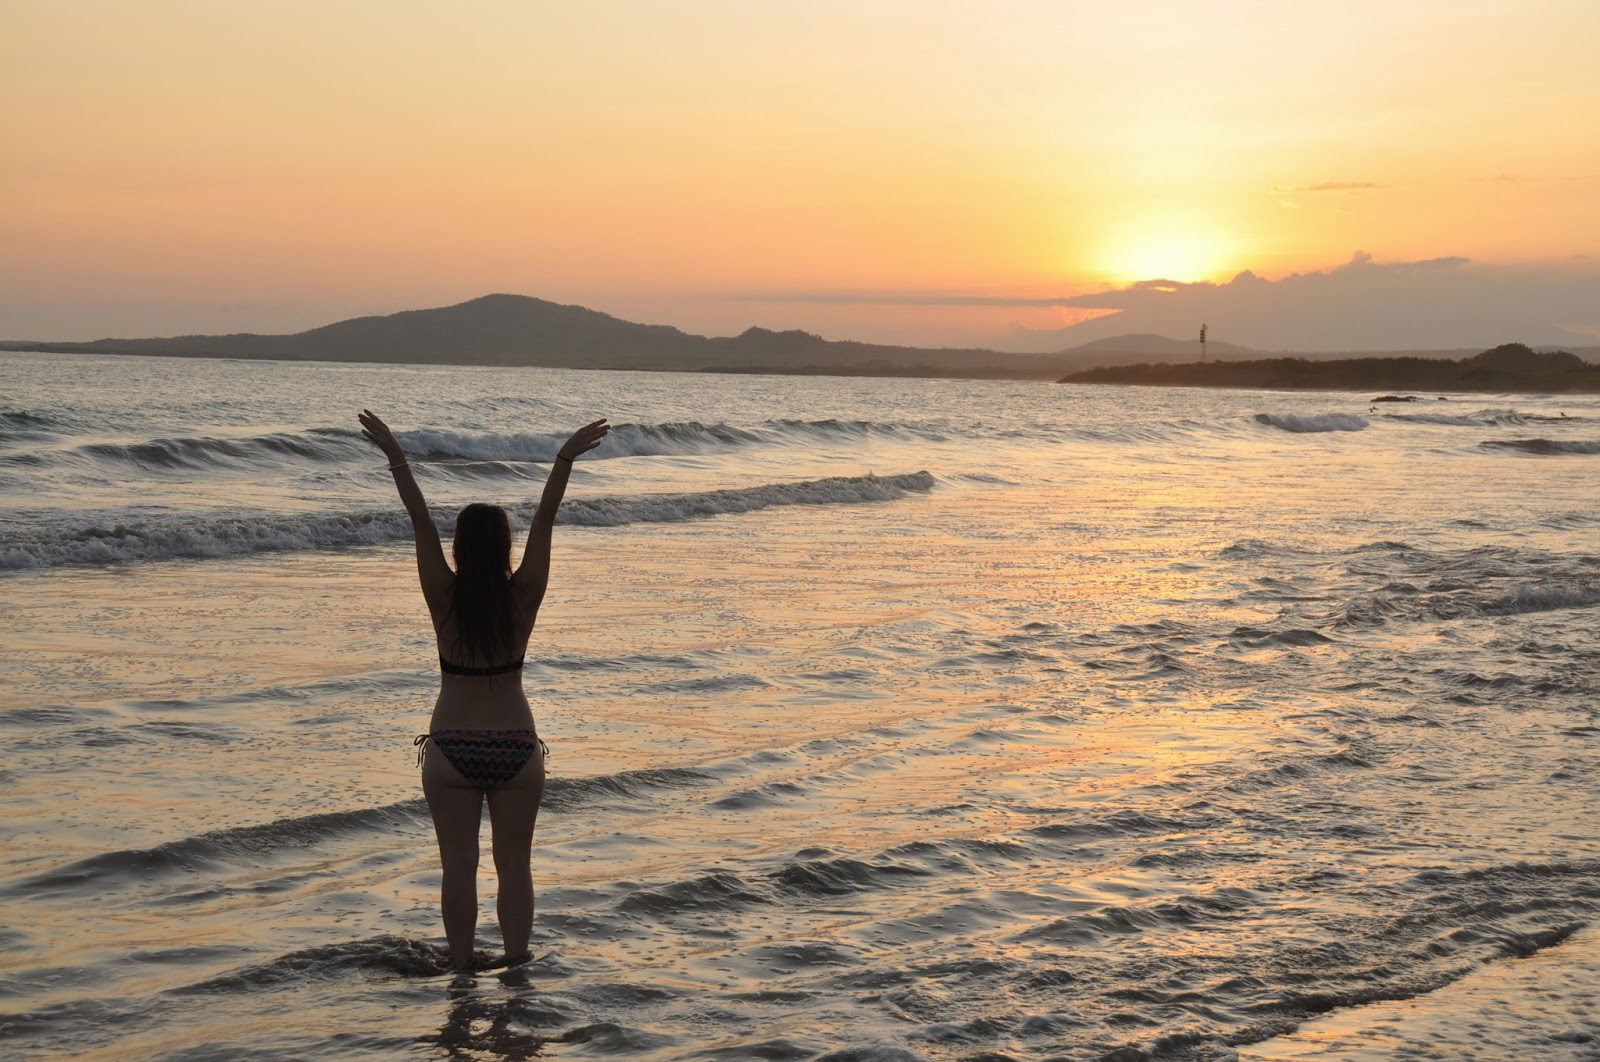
{"left": 1095, "top": 223, "right": 1241, "bottom": 287}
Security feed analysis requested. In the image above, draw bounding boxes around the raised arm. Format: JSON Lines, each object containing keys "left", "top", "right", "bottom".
{"left": 513, "top": 419, "right": 609, "bottom": 608}
{"left": 359, "top": 409, "right": 453, "bottom": 617}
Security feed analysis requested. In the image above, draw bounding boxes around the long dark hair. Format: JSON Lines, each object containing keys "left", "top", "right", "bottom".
{"left": 447, "top": 503, "right": 518, "bottom": 664}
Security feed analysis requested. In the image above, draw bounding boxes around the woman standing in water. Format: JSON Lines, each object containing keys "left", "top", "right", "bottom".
{"left": 359, "top": 409, "right": 610, "bottom": 973}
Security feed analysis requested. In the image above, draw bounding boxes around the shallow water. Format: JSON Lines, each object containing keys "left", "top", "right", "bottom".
{"left": 2, "top": 352, "right": 1597, "bottom": 1059}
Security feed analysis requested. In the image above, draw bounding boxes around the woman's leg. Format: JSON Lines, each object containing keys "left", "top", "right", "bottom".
{"left": 422, "top": 753, "right": 485, "bottom": 973}
{"left": 485, "top": 745, "right": 546, "bottom": 963}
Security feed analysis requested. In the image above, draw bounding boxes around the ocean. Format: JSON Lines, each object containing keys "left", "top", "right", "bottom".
{"left": 2, "top": 350, "right": 1597, "bottom": 1059}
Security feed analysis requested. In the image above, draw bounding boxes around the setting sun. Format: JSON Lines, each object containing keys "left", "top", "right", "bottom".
{"left": 1095, "top": 218, "right": 1241, "bottom": 286}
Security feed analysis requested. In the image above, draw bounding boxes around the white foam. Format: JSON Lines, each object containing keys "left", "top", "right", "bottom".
{"left": 0, "top": 472, "right": 936, "bottom": 570}
{"left": 398, "top": 422, "right": 764, "bottom": 461}
{"left": 1253, "top": 413, "right": 1369, "bottom": 433}
{"left": 9, "top": 419, "right": 947, "bottom": 475}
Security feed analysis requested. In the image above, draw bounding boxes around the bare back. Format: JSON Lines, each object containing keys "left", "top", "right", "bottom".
{"left": 429, "top": 582, "right": 540, "bottom": 731}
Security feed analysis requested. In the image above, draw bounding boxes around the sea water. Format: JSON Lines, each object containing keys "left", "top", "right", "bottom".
{"left": 1, "top": 351, "right": 1597, "bottom": 1059}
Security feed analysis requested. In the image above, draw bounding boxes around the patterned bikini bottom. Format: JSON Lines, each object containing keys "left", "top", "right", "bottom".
{"left": 414, "top": 729, "right": 548, "bottom": 789}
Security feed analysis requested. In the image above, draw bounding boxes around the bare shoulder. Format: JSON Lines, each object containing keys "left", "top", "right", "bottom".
{"left": 423, "top": 570, "right": 456, "bottom": 624}
{"left": 509, "top": 568, "right": 545, "bottom": 610}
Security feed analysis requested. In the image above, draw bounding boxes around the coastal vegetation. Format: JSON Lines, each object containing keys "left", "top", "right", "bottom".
{"left": 1059, "top": 343, "right": 1600, "bottom": 393}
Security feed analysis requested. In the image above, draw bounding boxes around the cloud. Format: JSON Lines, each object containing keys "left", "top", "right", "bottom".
{"left": 1035, "top": 252, "right": 1600, "bottom": 351}
{"left": 746, "top": 253, "right": 1600, "bottom": 352}
{"left": 728, "top": 291, "right": 1081, "bottom": 307}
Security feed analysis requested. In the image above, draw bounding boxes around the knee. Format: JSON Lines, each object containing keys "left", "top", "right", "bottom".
{"left": 439, "top": 849, "right": 479, "bottom": 881}
{"left": 492, "top": 846, "right": 530, "bottom": 879}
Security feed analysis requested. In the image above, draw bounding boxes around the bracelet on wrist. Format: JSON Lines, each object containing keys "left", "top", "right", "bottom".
{"left": 388, "top": 460, "right": 409, "bottom": 471}
{"left": 555, "top": 453, "right": 574, "bottom": 464}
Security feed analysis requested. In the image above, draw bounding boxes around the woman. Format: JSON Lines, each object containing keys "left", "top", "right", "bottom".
{"left": 359, "top": 408, "right": 610, "bottom": 974}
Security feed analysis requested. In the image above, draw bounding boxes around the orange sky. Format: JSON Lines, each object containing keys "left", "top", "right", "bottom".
{"left": 3, "top": 1, "right": 1597, "bottom": 346}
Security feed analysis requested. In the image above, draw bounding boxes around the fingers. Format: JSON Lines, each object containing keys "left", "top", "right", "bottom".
{"left": 556, "top": 419, "right": 609, "bottom": 461}
{"left": 358, "top": 410, "right": 399, "bottom": 455}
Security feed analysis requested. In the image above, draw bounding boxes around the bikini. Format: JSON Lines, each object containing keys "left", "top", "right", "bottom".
{"left": 414, "top": 655, "right": 549, "bottom": 789}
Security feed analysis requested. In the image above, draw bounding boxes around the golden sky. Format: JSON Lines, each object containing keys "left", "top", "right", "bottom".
{"left": 3, "top": 0, "right": 1597, "bottom": 346}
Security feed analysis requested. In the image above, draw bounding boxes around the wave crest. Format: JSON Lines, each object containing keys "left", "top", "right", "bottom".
{"left": 0, "top": 472, "right": 935, "bottom": 570}
{"left": 1479, "top": 438, "right": 1600, "bottom": 456}
{"left": 4, "top": 418, "right": 951, "bottom": 475}
{"left": 1254, "top": 413, "right": 1368, "bottom": 433}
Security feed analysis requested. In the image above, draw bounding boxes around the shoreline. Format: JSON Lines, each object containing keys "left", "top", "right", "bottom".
{"left": 1058, "top": 379, "right": 1600, "bottom": 395}
{"left": 1058, "top": 345, "right": 1600, "bottom": 395}
{"left": 7, "top": 347, "right": 1599, "bottom": 393}
{"left": 0, "top": 346, "right": 1064, "bottom": 383}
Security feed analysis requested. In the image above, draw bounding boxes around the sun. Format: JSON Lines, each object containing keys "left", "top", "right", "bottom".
{"left": 1103, "top": 238, "right": 1218, "bottom": 285}
{"left": 1093, "top": 218, "right": 1238, "bottom": 286}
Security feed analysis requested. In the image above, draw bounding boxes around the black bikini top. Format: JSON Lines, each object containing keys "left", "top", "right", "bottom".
{"left": 439, "top": 655, "right": 525, "bottom": 677}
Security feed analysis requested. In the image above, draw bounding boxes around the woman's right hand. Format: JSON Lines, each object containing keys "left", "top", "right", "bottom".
{"left": 557, "top": 419, "right": 610, "bottom": 461}
{"left": 358, "top": 409, "right": 405, "bottom": 462}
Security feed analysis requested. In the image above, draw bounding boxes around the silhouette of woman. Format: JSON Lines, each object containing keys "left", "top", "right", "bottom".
{"left": 360, "top": 409, "right": 610, "bottom": 973}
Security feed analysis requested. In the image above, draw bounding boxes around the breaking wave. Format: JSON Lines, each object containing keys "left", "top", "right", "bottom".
{"left": 3, "top": 419, "right": 950, "bottom": 475}
{"left": 0, "top": 409, "right": 69, "bottom": 446}
{"left": 399, "top": 422, "right": 768, "bottom": 461}
{"left": 0, "top": 472, "right": 935, "bottom": 570}
{"left": 1335, "top": 580, "right": 1600, "bottom": 627}
{"left": 1253, "top": 413, "right": 1368, "bottom": 433}
{"left": 77, "top": 429, "right": 367, "bottom": 470}
{"left": 1381, "top": 408, "right": 1585, "bottom": 427}
{"left": 1479, "top": 438, "right": 1600, "bottom": 456}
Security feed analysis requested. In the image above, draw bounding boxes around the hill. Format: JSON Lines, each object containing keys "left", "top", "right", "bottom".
{"left": 7, "top": 300, "right": 1593, "bottom": 381}
{"left": 1058, "top": 343, "right": 1600, "bottom": 393}
{"left": 0, "top": 294, "right": 1074, "bottom": 379}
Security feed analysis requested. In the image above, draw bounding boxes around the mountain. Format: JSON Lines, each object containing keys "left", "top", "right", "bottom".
{"left": 0, "top": 294, "right": 1073, "bottom": 379}
{"left": 1058, "top": 342, "right": 1600, "bottom": 393}
{"left": 7, "top": 297, "right": 1592, "bottom": 380}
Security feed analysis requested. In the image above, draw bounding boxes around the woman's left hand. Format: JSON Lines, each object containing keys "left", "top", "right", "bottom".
{"left": 558, "top": 419, "right": 610, "bottom": 461}
{"left": 358, "top": 409, "right": 405, "bottom": 462}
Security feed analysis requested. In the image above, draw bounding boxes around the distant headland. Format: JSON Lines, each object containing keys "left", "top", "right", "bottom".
{"left": 1059, "top": 343, "right": 1600, "bottom": 394}
{"left": 5, "top": 295, "right": 1597, "bottom": 384}
{"left": 0, "top": 294, "right": 1072, "bottom": 380}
